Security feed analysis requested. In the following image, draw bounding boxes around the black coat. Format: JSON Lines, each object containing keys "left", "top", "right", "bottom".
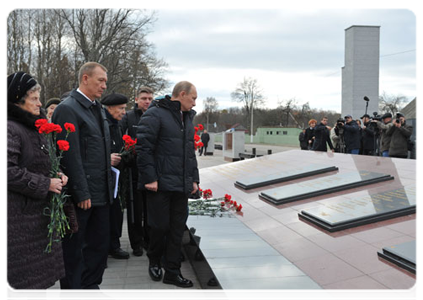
{"left": 136, "top": 96, "right": 200, "bottom": 195}
{"left": 362, "top": 121, "right": 377, "bottom": 151}
{"left": 343, "top": 121, "right": 361, "bottom": 151}
{"left": 7, "top": 104, "right": 64, "bottom": 289}
{"left": 120, "top": 105, "right": 143, "bottom": 139}
{"left": 299, "top": 132, "right": 308, "bottom": 149}
{"left": 52, "top": 89, "right": 113, "bottom": 206}
{"left": 201, "top": 132, "right": 210, "bottom": 146}
{"left": 304, "top": 127, "right": 315, "bottom": 149}
{"left": 312, "top": 123, "right": 334, "bottom": 152}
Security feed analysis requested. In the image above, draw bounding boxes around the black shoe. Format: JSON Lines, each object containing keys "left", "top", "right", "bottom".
{"left": 148, "top": 265, "right": 163, "bottom": 281}
{"left": 109, "top": 248, "right": 130, "bottom": 259}
{"left": 82, "top": 290, "right": 115, "bottom": 300}
{"left": 133, "top": 247, "right": 143, "bottom": 257}
{"left": 163, "top": 273, "right": 193, "bottom": 288}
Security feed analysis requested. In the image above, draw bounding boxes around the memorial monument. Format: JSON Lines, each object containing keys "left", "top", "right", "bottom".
{"left": 342, "top": 25, "right": 380, "bottom": 118}
{"left": 187, "top": 150, "right": 416, "bottom": 289}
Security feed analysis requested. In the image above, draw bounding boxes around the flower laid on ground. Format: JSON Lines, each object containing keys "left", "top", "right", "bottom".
{"left": 188, "top": 188, "right": 243, "bottom": 217}
{"left": 35, "top": 119, "right": 75, "bottom": 253}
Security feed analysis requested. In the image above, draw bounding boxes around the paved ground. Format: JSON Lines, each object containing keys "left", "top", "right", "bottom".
{"left": 49, "top": 144, "right": 298, "bottom": 290}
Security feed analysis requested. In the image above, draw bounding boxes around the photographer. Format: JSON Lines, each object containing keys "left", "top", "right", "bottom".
{"left": 333, "top": 119, "right": 346, "bottom": 153}
{"left": 312, "top": 117, "right": 334, "bottom": 152}
{"left": 361, "top": 114, "right": 377, "bottom": 156}
{"left": 386, "top": 113, "right": 412, "bottom": 159}
{"left": 341, "top": 115, "right": 361, "bottom": 154}
{"left": 372, "top": 113, "right": 393, "bottom": 157}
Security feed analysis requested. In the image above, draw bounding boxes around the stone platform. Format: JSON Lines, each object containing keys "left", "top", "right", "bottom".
{"left": 189, "top": 150, "right": 416, "bottom": 289}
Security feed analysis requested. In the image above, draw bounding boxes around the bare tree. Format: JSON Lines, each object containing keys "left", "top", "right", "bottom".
{"left": 203, "top": 97, "right": 219, "bottom": 130}
{"left": 231, "top": 77, "right": 265, "bottom": 139}
{"left": 379, "top": 91, "right": 409, "bottom": 116}
{"left": 7, "top": 9, "right": 169, "bottom": 104}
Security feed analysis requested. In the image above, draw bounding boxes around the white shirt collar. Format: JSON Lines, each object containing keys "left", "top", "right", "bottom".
{"left": 77, "top": 88, "right": 96, "bottom": 105}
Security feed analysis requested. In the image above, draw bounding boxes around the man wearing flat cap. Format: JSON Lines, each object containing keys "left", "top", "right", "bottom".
{"left": 101, "top": 92, "right": 130, "bottom": 259}
{"left": 371, "top": 113, "right": 393, "bottom": 157}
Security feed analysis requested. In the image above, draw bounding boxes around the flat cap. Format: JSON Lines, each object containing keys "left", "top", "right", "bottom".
{"left": 381, "top": 112, "right": 392, "bottom": 119}
{"left": 101, "top": 92, "right": 128, "bottom": 106}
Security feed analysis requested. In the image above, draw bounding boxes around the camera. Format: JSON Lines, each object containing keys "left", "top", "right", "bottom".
{"left": 395, "top": 113, "right": 403, "bottom": 124}
{"left": 370, "top": 112, "right": 382, "bottom": 122}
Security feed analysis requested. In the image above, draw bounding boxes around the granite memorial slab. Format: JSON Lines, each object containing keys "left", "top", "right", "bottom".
{"left": 377, "top": 240, "right": 416, "bottom": 274}
{"left": 186, "top": 215, "right": 321, "bottom": 289}
{"left": 234, "top": 164, "right": 338, "bottom": 190}
{"left": 259, "top": 170, "right": 394, "bottom": 205}
{"left": 298, "top": 185, "right": 415, "bottom": 232}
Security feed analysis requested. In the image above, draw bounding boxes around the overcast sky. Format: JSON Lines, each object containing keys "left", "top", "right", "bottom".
{"left": 146, "top": 8, "right": 416, "bottom": 113}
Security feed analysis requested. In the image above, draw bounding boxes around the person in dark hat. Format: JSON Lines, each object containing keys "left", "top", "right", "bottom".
{"left": 386, "top": 112, "right": 412, "bottom": 158}
{"left": 45, "top": 98, "right": 61, "bottom": 121}
{"left": 361, "top": 114, "right": 376, "bottom": 156}
{"left": 7, "top": 72, "right": 67, "bottom": 288}
{"left": 101, "top": 92, "right": 130, "bottom": 259}
{"left": 343, "top": 114, "right": 361, "bottom": 154}
{"left": 371, "top": 112, "right": 394, "bottom": 157}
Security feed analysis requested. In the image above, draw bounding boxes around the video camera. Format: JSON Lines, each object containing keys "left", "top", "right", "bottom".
{"left": 370, "top": 112, "right": 382, "bottom": 122}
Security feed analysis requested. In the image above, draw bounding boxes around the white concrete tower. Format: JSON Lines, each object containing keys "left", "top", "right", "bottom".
{"left": 342, "top": 25, "right": 380, "bottom": 119}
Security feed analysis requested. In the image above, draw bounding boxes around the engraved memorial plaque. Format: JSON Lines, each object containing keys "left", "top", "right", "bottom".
{"left": 298, "top": 185, "right": 415, "bottom": 232}
{"left": 259, "top": 171, "right": 394, "bottom": 205}
{"left": 234, "top": 164, "right": 338, "bottom": 190}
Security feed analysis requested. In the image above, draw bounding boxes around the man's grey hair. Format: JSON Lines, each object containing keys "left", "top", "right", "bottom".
{"left": 172, "top": 81, "right": 194, "bottom": 98}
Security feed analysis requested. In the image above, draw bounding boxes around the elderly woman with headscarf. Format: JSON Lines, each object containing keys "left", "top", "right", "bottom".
{"left": 7, "top": 72, "right": 67, "bottom": 289}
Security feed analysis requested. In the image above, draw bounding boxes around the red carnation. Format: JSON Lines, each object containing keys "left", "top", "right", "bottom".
{"left": 57, "top": 140, "right": 70, "bottom": 151}
{"left": 194, "top": 134, "right": 200, "bottom": 142}
{"left": 224, "top": 194, "right": 231, "bottom": 202}
{"left": 35, "top": 119, "right": 48, "bottom": 128}
{"left": 198, "top": 124, "right": 204, "bottom": 130}
{"left": 197, "top": 142, "right": 204, "bottom": 147}
{"left": 221, "top": 202, "right": 225, "bottom": 206}
{"left": 194, "top": 126, "right": 199, "bottom": 133}
{"left": 64, "top": 122, "right": 76, "bottom": 133}
{"left": 236, "top": 204, "right": 243, "bottom": 212}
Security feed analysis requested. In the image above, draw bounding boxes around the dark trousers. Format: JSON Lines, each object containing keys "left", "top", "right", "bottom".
{"left": 127, "top": 189, "right": 150, "bottom": 250}
{"left": 199, "top": 145, "right": 208, "bottom": 155}
{"left": 146, "top": 191, "right": 188, "bottom": 274}
{"left": 109, "top": 197, "right": 124, "bottom": 251}
{"left": 60, "top": 203, "right": 110, "bottom": 289}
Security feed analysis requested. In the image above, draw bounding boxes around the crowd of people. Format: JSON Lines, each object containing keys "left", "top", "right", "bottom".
{"left": 299, "top": 113, "right": 414, "bottom": 158}
{"left": 7, "top": 63, "right": 199, "bottom": 289}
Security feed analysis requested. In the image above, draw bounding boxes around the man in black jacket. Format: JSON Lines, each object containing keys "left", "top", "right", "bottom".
{"left": 342, "top": 114, "right": 361, "bottom": 154}
{"left": 136, "top": 81, "right": 199, "bottom": 288}
{"left": 101, "top": 93, "right": 130, "bottom": 260}
{"left": 312, "top": 117, "right": 334, "bottom": 152}
{"left": 361, "top": 114, "right": 377, "bottom": 156}
{"left": 199, "top": 129, "right": 210, "bottom": 155}
{"left": 119, "top": 87, "right": 154, "bottom": 256}
{"left": 52, "top": 62, "right": 113, "bottom": 289}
